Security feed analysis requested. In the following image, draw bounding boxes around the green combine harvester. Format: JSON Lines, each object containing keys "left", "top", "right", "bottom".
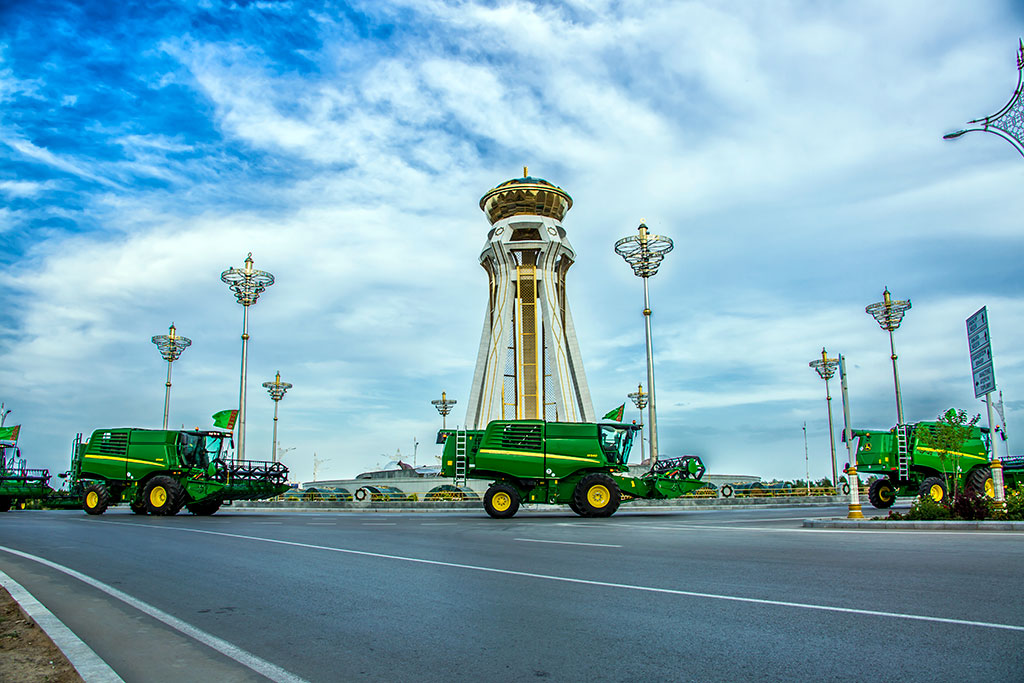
{"left": 440, "top": 420, "right": 706, "bottom": 518}
{"left": 62, "top": 427, "right": 290, "bottom": 515}
{"left": 852, "top": 421, "right": 1024, "bottom": 508}
{"left": 0, "top": 440, "right": 52, "bottom": 512}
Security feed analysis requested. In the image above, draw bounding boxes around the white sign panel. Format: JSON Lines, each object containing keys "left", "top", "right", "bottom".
{"left": 966, "top": 306, "right": 995, "bottom": 399}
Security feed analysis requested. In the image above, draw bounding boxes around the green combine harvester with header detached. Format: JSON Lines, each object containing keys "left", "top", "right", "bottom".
{"left": 63, "top": 427, "right": 289, "bottom": 515}
{"left": 852, "top": 420, "right": 1024, "bottom": 508}
{"left": 0, "top": 440, "right": 52, "bottom": 512}
{"left": 440, "top": 420, "right": 706, "bottom": 518}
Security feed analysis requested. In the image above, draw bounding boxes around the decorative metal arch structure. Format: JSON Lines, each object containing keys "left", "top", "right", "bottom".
{"left": 944, "top": 39, "right": 1024, "bottom": 157}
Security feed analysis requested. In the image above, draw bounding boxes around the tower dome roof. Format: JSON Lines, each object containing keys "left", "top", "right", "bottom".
{"left": 479, "top": 172, "right": 573, "bottom": 224}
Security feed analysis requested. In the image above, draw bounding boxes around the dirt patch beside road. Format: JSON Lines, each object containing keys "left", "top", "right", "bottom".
{"left": 0, "top": 585, "right": 83, "bottom": 682}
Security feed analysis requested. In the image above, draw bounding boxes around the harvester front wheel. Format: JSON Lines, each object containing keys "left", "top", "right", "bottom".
{"left": 868, "top": 479, "right": 895, "bottom": 509}
{"left": 129, "top": 499, "right": 148, "bottom": 515}
{"left": 0, "top": 498, "right": 11, "bottom": 513}
{"left": 574, "top": 473, "right": 620, "bottom": 518}
{"left": 83, "top": 484, "right": 110, "bottom": 515}
{"left": 919, "top": 477, "right": 948, "bottom": 504}
{"left": 966, "top": 467, "right": 995, "bottom": 499}
{"left": 144, "top": 476, "right": 185, "bottom": 516}
{"left": 568, "top": 498, "right": 584, "bottom": 516}
{"left": 187, "top": 500, "right": 222, "bottom": 516}
{"left": 484, "top": 483, "right": 520, "bottom": 519}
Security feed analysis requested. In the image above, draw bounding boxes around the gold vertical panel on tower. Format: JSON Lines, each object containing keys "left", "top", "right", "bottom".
{"left": 465, "top": 175, "right": 595, "bottom": 428}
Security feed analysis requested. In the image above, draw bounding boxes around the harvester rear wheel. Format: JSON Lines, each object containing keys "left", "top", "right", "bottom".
{"left": 919, "top": 477, "right": 948, "bottom": 504}
{"left": 484, "top": 483, "right": 520, "bottom": 519}
{"left": 129, "top": 499, "right": 148, "bottom": 515}
{"left": 574, "top": 473, "right": 620, "bottom": 518}
{"left": 868, "top": 479, "right": 895, "bottom": 509}
{"left": 0, "top": 498, "right": 11, "bottom": 513}
{"left": 568, "top": 498, "right": 584, "bottom": 516}
{"left": 966, "top": 467, "right": 994, "bottom": 499}
{"left": 144, "top": 476, "right": 185, "bottom": 516}
{"left": 83, "top": 484, "right": 110, "bottom": 515}
{"left": 187, "top": 500, "right": 222, "bottom": 516}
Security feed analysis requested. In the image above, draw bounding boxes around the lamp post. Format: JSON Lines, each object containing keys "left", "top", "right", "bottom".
{"left": 866, "top": 288, "right": 912, "bottom": 426}
{"left": 221, "top": 252, "right": 275, "bottom": 462}
{"left": 151, "top": 324, "right": 192, "bottom": 429}
{"left": 262, "top": 371, "right": 292, "bottom": 463}
{"left": 838, "top": 354, "right": 864, "bottom": 518}
{"left": 627, "top": 383, "right": 648, "bottom": 464}
{"left": 944, "top": 40, "right": 1024, "bottom": 158}
{"left": 431, "top": 392, "right": 457, "bottom": 430}
{"left": 809, "top": 347, "right": 840, "bottom": 487}
{"left": 615, "top": 222, "right": 673, "bottom": 464}
{"left": 0, "top": 402, "right": 10, "bottom": 428}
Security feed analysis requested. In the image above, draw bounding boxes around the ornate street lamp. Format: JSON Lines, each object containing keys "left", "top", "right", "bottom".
{"left": 627, "top": 383, "right": 648, "bottom": 464}
{"left": 432, "top": 392, "right": 457, "bottom": 430}
{"left": 809, "top": 348, "right": 840, "bottom": 487}
{"left": 221, "top": 252, "right": 275, "bottom": 462}
{"left": 151, "top": 323, "right": 192, "bottom": 429}
{"left": 944, "top": 40, "right": 1024, "bottom": 157}
{"left": 262, "top": 371, "right": 292, "bottom": 463}
{"left": 866, "top": 288, "right": 912, "bottom": 426}
{"left": 615, "top": 222, "right": 673, "bottom": 464}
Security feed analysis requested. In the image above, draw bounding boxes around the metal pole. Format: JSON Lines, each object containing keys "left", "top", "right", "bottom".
{"left": 824, "top": 375, "right": 837, "bottom": 487}
{"left": 238, "top": 303, "right": 249, "bottom": 463}
{"left": 272, "top": 398, "right": 279, "bottom": 463}
{"left": 803, "top": 422, "right": 810, "bottom": 495}
{"left": 642, "top": 276, "right": 659, "bottom": 463}
{"left": 987, "top": 392, "right": 1006, "bottom": 505}
{"left": 889, "top": 329, "right": 905, "bottom": 426}
{"left": 839, "top": 355, "right": 863, "bottom": 518}
{"left": 163, "top": 359, "right": 173, "bottom": 430}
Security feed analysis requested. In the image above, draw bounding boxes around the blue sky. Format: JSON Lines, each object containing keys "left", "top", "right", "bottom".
{"left": 2, "top": 1, "right": 1023, "bottom": 483}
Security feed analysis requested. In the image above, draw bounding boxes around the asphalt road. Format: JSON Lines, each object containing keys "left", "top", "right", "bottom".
{"left": 0, "top": 505, "right": 1022, "bottom": 682}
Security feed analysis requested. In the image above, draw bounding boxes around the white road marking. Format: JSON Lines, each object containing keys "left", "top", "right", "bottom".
{"left": 515, "top": 538, "right": 622, "bottom": 548}
{"left": 603, "top": 522, "right": 1024, "bottom": 536}
{"left": 253, "top": 521, "right": 282, "bottom": 525}
{"left": 93, "top": 520, "right": 1024, "bottom": 633}
{"left": 0, "top": 545, "right": 309, "bottom": 683}
{"left": 305, "top": 523, "right": 336, "bottom": 526}
{"left": 363, "top": 522, "right": 396, "bottom": 526}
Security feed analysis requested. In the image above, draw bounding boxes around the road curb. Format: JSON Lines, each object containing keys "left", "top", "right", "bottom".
{"left": 0, "top": 570, "right": 123, "bottom": 682}
{"left": 803, "top": 518, "right": 1024, "bottom": 530}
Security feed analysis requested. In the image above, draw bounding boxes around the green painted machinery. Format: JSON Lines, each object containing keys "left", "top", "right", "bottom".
{"left": 64, "top": 428, "right": 289, "bottom": 516}
{"left": 439, "top": 420, "right": 706, "bottom": 518}
{"left": 853, "top": 421, "right": 1024, "bottom": 508}
{"left": 0, "top": 440, "right": 52, "bottom": 512}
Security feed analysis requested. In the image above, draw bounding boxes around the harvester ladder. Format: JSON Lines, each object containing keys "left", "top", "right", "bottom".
{"left": 896, "top": 424, "right": 910, "bottom": 481}
{"left": 454, "top": 430, "right": 468, "bottom": 486}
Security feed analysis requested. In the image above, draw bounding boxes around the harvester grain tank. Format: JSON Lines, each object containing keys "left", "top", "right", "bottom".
{"left": 440, "top": 420, "right": 705, "bottom": 518}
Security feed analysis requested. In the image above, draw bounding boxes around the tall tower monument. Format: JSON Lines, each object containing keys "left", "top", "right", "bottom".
{"left": 465, "top": 170, "right": 595, "bottom": 428}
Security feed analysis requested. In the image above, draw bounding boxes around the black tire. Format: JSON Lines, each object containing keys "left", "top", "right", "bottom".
{"left": 83, "top": 483, "right": 110, "bottom": 515}
{"left": 144, "top": 476, "right": 185, "bottom": 516}
{"left": 129, "top": 499, "right": 148, "bottom": 515}
{"left": 965, "top": 467, "right": 994, "bottom": 499}
{"left": 868, "top": 479, "right": 895, "bottom": 509}
{"left": 186, "top": 500, "right": 223, "bottom": 516}
{"left": 568, "top": 497, "right": 585, "bottom": 516}
{"left": 483, "top": 483, "right": 520, "bottom": 519}
{"left": 0, "top": 498, "right": 11, "bottom": 513}
{"left": 573, "top": 473, "right": 620, "bottom": 518}
{"left": 919, "top": 476, "right": 948, "bottom": 504}
{"left": 720, "top": 484, "right": 733, "bottom": 498}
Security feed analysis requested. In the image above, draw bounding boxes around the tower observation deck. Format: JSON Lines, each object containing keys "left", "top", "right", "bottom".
{"left": 464, "top": 171, "right": 595, "bottom": 428}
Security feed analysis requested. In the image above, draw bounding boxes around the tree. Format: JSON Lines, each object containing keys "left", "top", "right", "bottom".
{"left": 916, "top": 408, "right": 980, "bottom": 494}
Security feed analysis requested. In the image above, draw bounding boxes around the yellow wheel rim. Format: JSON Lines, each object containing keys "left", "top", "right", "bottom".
{"left": 587, "top": 484, "right": 610, "bottom": 508}
{"left": 929, "top": 484, "right": 944, "bottom": 501}
{"left": 879, "top": 487, "right": 892, "bottom": 503}
{"left": 984, "top": 478, "right": 994, "bottom": 498}
{"left": 86, "top": 491, "right": 98, "bottom": 509}
{"left": 492, "top": 491, "right": 511, "bottom": 512}
{"left": 150, "top": 486, "right": 167, "bottom": 507}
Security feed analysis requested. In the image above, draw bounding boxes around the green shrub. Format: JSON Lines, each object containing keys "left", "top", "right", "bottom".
{"left": 905, "top": 495, "right": 952, "bottom": 520}
{"left": 994, "top": 485, "right": 1024, "bottom": 521}
{"left": 950, "top": 489, "right": 991, "bottom": 520}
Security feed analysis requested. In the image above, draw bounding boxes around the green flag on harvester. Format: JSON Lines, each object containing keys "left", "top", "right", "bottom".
{"left": 602, "top": 405, "right": 625, "bottom": 422}
{"left": 212, "top": 410, "right": 238, "bottom": 430}
{"left": 0, "top": 425, "right": 20, "bottom": 442}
